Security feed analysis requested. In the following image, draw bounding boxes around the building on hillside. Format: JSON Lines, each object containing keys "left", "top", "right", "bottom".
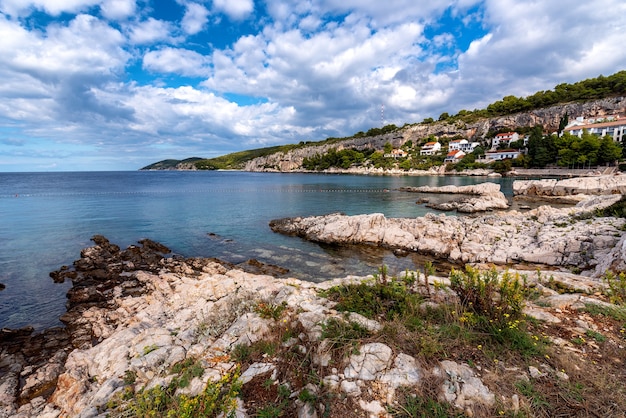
{"left": 444, "top": 150, "right": 465, "bottom": 163}
{"left": 563, "top": 117, "right": 626, "bottom": 142}
{"left": 491, "top": 132, "right": 519, "bottom": 150}
{"left": 420, "top": 142, "right": 441, "bottom": 156}
{"left": 448, "top": 139, "right": 467, "bottom": 151}
{"left": 390, "top": 149, "right": 408, "bottom": 158}
{"left": 483, "top": 149, "right": 521, "bottom": 161}
{"left": 448, "top": 139, "right": 480, "bottom": 152}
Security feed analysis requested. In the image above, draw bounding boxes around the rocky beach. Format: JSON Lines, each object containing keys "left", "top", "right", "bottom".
{"left": 2, "top": 175, "right": 626, "bottom": 417}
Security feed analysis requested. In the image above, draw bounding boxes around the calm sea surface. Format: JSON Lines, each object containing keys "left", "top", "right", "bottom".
{"left": 0, "top": 171, "right": 516, "bottom": 330}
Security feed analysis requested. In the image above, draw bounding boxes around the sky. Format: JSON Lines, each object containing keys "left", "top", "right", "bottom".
{"left": 0, "top": 1, "right": 625, "bottom": 171}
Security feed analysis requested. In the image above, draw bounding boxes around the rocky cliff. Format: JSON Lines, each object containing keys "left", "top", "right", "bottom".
{"left": 245, "top": 97, "right": 626, "bottom": 172}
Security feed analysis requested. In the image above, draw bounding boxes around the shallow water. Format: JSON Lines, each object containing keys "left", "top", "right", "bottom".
{"left": 0, "top": 171, "right": 518, "bottom": 330}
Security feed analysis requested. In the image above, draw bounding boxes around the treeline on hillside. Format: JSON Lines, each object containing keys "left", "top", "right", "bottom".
{"left": 431, "top": 71, "right": 626, "bottom": 124}
{"left": 522, "top": 126, "right": 623, "bottom": 168}
{"left": 302, "top": 148, "right": 376, "bottom": 170}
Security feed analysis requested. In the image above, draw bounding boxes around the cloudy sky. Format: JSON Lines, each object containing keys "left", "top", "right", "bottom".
{"left": 0, "top": 0, "right": 625, "bottom": 171}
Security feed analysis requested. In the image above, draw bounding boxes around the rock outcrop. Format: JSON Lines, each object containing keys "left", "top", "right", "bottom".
{"left": 270, "top": 195, "right": 625, "bottom": 277}
{"left": 514, "top": 174, "right": 626, "bottom": 197}
{"left": 399, "top": 182, "right": 510, "bottom": 212}
{"left": 2, "top": 232, "right": 626, "bottom": 417}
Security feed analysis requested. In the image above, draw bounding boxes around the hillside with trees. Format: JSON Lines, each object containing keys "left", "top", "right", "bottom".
{"left": 141, "top": 71, "right": 626, "bottom": 172}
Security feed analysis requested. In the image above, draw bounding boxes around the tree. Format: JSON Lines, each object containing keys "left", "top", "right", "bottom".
{"left": 384, "top": 142, "right": 393, "bottom": 154}
{"left": 558, "top": 112, "right": 569, "bottom": 135}
{"left": 527, "top": 126, "right": 557, "bottom": 168}
{"left": 438, "top": 112, "right": 450, "bottom": 121}
{"left": 472, "top": 146, "right": 485, "bottom": 157}
{"left": 598, "top": 135, "right": 622, "bottom": 164}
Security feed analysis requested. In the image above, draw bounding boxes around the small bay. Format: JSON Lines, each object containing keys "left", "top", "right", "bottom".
{"left": 0, "top": 171, "right": 516, "bottom": 330}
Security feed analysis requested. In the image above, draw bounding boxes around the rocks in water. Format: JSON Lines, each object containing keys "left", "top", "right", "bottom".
{"left": 514, "top": 173, "right": 626, "bottom": 197}
{"left": 4, "top": 232, "right": 626, "bottom": 417}
{"left": 0, "top": 283, "right": 5, "bottom": 291}
{"left": 400, "top": 182, "right": 510, "bottom": 213}
{"left": 236, "top": 258, "right": 290, "bottom": 277}
{"left": 269, "top": 203, "right": 626, "bottom": 277}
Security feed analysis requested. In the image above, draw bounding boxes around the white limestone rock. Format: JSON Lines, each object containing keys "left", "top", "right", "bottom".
{"left": 344, "top": 343, "right": 393, "bottom": 381}
{"left": 433, "top": 360, "right": 495, "bottom": 410}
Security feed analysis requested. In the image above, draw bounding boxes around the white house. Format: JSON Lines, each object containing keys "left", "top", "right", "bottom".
{"left": 563, "top": 118, "right": 626, "bottom": 142}
{"left": 444, "top": 149, "right": 465, "bottom": 163}
{"left": 420, "top": 141, "right": 441, "bottom": 156}
{"left": 491, "top": 132, "right": 520, "bottom": 150}
{"left": 390, "top": 149, "right": 408, "bottom": 158}
{"left": 449, "top": 139, "right": 480, "bottom": 152}
{"left": 448, "top": 139, "right": 467, "bottom": 151}
{"left": 484, "top": 149, "right": 521, "bottom": 161}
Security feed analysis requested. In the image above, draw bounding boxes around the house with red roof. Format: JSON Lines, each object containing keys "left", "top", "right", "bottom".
{"left": 444, "top": 149, "right": 465, "bottom": 163}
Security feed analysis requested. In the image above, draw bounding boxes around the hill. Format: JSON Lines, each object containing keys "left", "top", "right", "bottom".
{"left": 141, "top": 157, "right": 204, "bottom": 170}
{"left": 140, "top": 71, "right": 626, "bottom": 171}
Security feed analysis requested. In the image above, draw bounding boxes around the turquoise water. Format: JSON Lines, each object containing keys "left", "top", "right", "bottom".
{"left": 0, "top": 171, "right": 514, "bottom": 330}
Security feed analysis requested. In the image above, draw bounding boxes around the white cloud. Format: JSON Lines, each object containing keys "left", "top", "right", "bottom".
{"left": 451, "top": 0, "right": 626, "bottom": 111}
{"left": 143, "top": 47, "right": 210, "bottom": 77}
{"left": 0, "top": 0, "right": 99, "bottom": 16}
{"left": 100, "top": 0, "right": 136, "bottom": 20}
{"left": 181, "top": 2, "right": 208, "bottom": 34}
{"left": 0, "top": 12, "right": 130, "bottom": 132}
{"left": 1, "top": 0, "right": 626, "bottom": 171}
{"left": 127, "top": 17, "right": 176, "bottom": 45}
{"left": 213, "top": 0, "right": 254, "bottom": 20}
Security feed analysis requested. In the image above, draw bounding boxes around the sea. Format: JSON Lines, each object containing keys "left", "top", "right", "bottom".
{"left": 0, "top": 171, "right": 519, "bottom": 330}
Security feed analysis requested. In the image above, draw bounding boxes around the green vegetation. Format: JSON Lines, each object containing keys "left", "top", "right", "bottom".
{"left": 388, "top": 387, "right": 464, "bottom": 417}
{"left": 518, "top": 124, "right": 623, "bottom": 168}
{"left": 450, "top": 71, "right": 626, "bottom": 123}
{"left": 603, "top": 271, "right": 626, "bottom": 305}
{"left": 302, "top": 147, "right": 374, "bottom": 170}
{"left": 109, "top": 366, "right": 241, "bottom": 417}
{"left": 141, "top": 157, "right": 204, "bottom": 170}
{"left": 254, "top": 300, "right": 288, "bottom": 320}
{"left": 170, "top": 358, "right": 205, "bottom": 389}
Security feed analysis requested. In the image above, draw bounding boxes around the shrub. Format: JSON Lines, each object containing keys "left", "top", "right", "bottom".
{"left": 603, "top": 271, "right": 626, "bottom": 304}
{"left": 117, "top": 368, "right": 241, "bottom": 418}
{"left": 254, "top": 301, "right": 287, "bottom": 320}
{"left": 170, "top": 358, "right": 205, "bottom": 389}
{"left": 449, "top": 267, "right": 526, "bottom": 325}
{"left": 320, "top": 274, "right": 422, "bottom": 320}
{"left": 321, "top": 317, "right": 371, "bottom": 355}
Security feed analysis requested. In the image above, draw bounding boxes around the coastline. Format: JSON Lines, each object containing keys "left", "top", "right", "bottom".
{"left": 158, "top": 165, "right": 620, "bottom": 179}
{"left": 2, "top": 174, "right": 626, "bottom": 417}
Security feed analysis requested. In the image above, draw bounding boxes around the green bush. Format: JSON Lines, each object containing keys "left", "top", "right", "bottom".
{"left": 603, "top": 271, "right": 626, "bottom": 304}
{"left": 320, "top": 275, "right": 422, "bottom": 320}
{"left": 254, "top": 301, "right": 287, "bottom": 320}
{"left": 449, "top": 267, "right": 526, "bottom": 325}
{"left": 117, "top": 368, "right": 241, "bottom": 418}
{"left": 321, "top": 317, "right": 371, "bottom": 355}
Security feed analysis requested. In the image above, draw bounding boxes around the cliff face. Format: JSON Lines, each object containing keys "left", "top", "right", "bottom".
{"left": 245, "top": 97, "right": 626, "bottom": 172}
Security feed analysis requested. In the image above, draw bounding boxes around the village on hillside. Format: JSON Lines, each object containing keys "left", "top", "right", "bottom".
{"left": 292, "top": 112, "right": 626, "bottom": 175}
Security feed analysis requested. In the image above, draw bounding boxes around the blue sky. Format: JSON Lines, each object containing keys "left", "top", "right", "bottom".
{"left": 0, "top": 0, "right": 625, "bottom": 171}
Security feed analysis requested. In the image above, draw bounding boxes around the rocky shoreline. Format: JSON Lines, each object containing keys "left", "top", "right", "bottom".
{"left": 1, "top": 175, "right": 626, "bottom": 417}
